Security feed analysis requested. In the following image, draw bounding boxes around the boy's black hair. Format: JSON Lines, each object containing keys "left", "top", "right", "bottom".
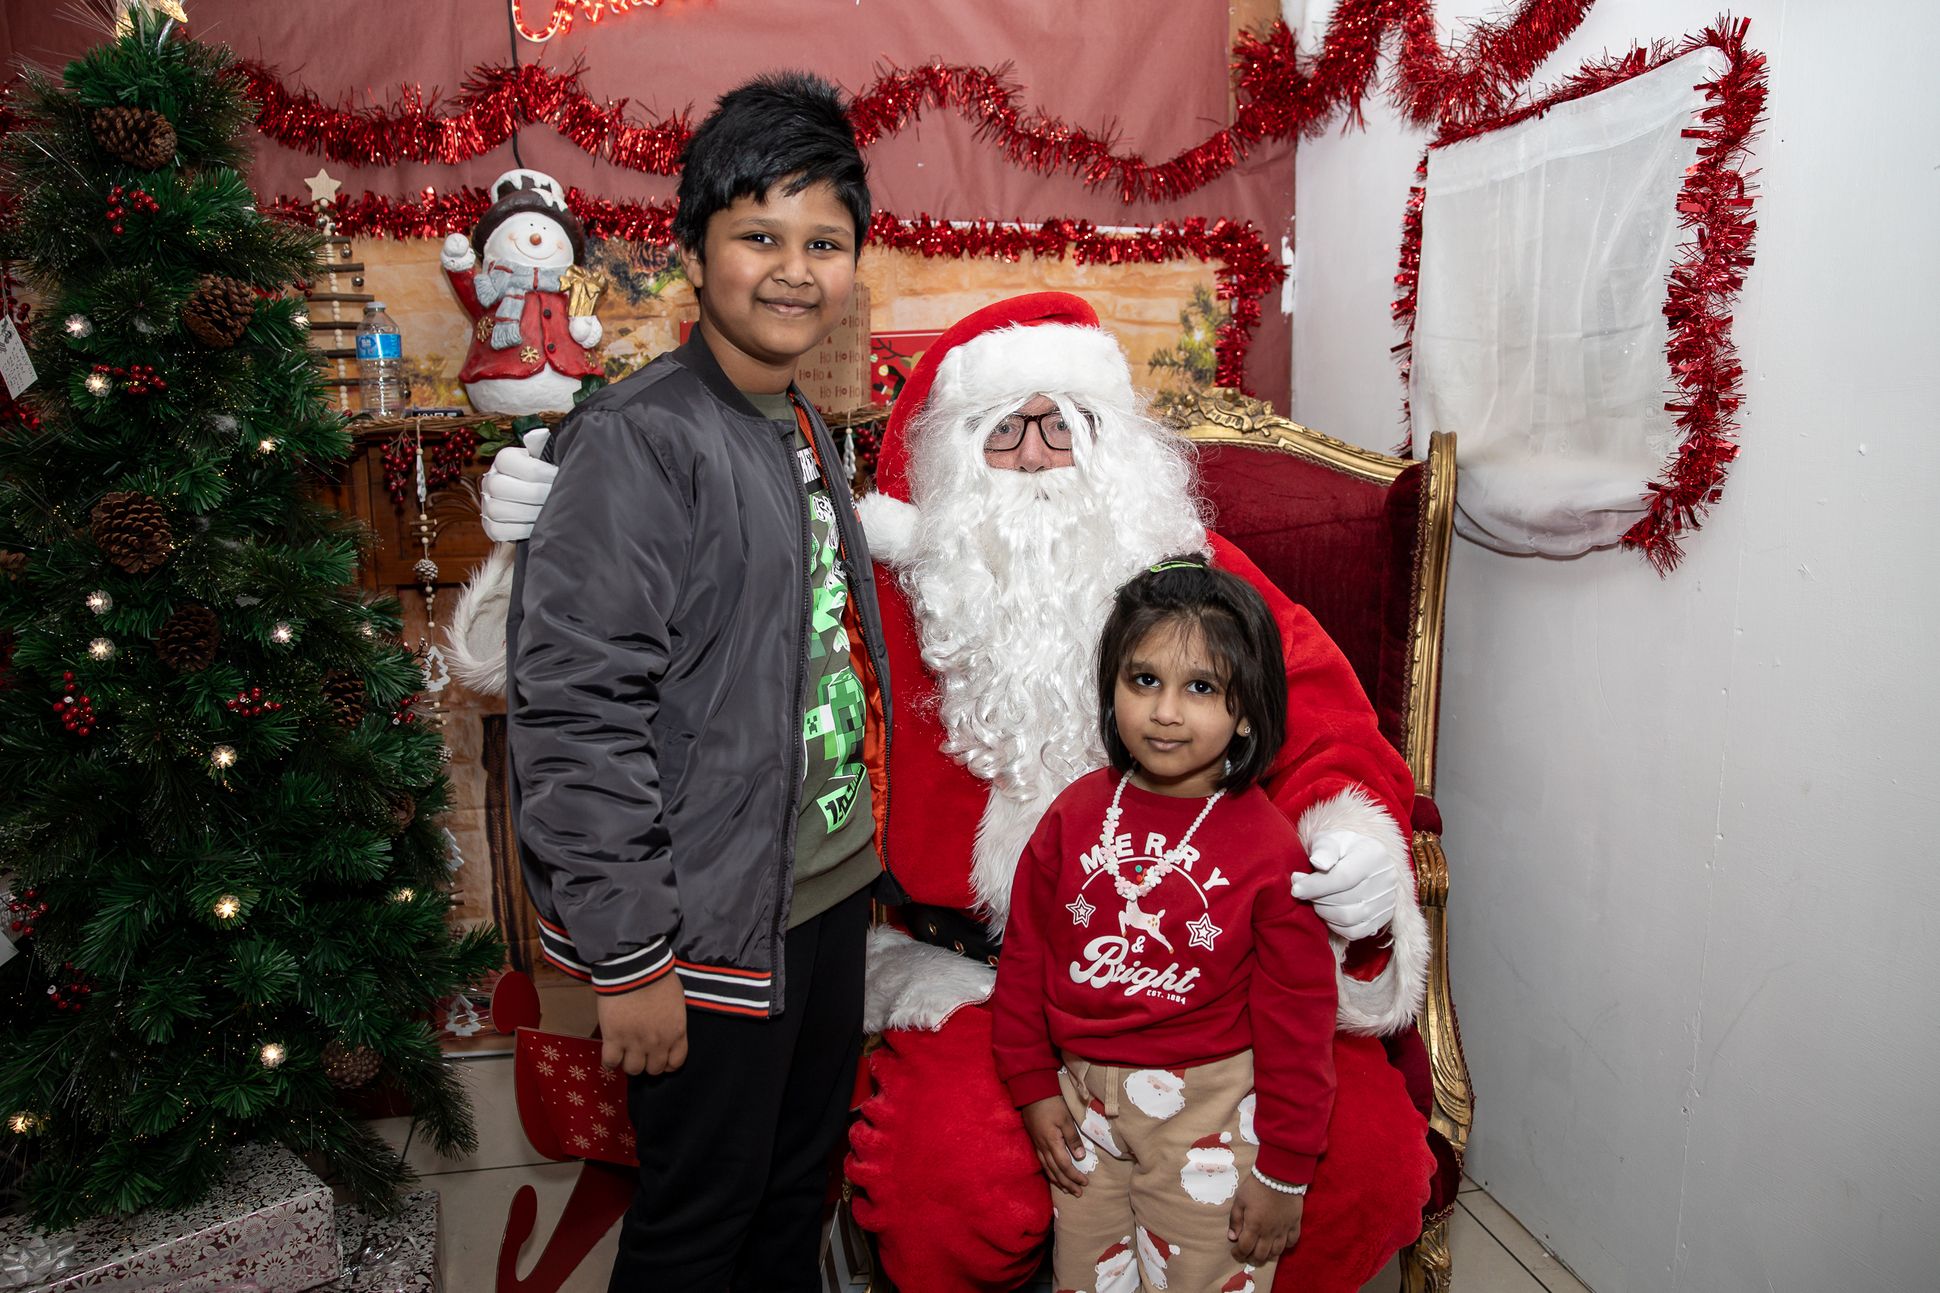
{"left": 673, "top": 71, "right": 871, "bottom": 258}
{"left": 1096, "top": 556, "right": 1288, "bottom": 794}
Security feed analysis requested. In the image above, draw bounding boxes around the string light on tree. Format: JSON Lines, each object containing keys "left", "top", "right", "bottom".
{"left": 86, "top": 590, "right": 113, "bottom": 614}
{"left": 209, "top": 744, "right": 237, "bottom": 769}
{"left": 269, "top": 621, "right": 294, "bottom": 644}
{"left": 84, "top": 371, "right": 111, "bottom": 396}
{"left": 64, "top": 314, "right": 93, "bottom": 338}
{"left": 258, "top": 1042, "right": 286, "bottom": 1069}
{"left": 212, "top": 894, "right": 241, "bottom": 922}
{"left": 257, "top": 436, "right": 278, "bottom": 453}
{"left": 88, "top": 637, "right": 116, "bottom": 661}
{"left": 8, "top": 1111, "right": 43, "bottom": 1136}
{"left": 391, "top": 886, "right": 417, "bottom": 904}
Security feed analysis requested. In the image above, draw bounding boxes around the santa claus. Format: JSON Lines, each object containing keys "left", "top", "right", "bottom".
{"left": 465, "top": 293, "right": 1436, "bottom": 1290}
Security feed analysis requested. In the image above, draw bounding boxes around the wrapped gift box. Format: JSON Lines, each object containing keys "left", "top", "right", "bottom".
{"left": 328, "top": 1191, "right": 440, "bottom": 1293}
{"left": 0, "top": 1144, "right": 339, "bottom": 1292}
{"left": 793, "top": 283, "right": 873, "bottom": 417}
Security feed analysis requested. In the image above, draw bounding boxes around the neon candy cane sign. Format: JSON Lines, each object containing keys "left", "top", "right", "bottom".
{"left": 510, "top": 0, "right": 668, "bottom": 43}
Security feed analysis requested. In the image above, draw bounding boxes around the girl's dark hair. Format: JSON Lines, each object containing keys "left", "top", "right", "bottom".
{"left": 673, "top": 71, "right": 871, "bottom": 258}
{"left": 1096, "top": 556, "right": 1287, "bottom": 793}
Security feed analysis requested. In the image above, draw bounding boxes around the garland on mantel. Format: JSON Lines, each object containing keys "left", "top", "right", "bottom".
{"left": 262, "top": 192, "right": 1281, "bottom": 393}
{"left": 1391, "top": 18, "right": 1767, "bottom": 573}
{"left": 230, "top": 2, "right": 1594, "bottom": 203}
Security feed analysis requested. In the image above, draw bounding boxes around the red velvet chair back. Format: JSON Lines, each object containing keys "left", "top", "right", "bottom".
{"left": 1181, "top": 405, "right": 1454, "bottom": 792}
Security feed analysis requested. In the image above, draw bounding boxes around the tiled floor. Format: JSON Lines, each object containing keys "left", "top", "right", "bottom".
{"left": 381, "top": 1053, "right": 1589, "bottom": 1292}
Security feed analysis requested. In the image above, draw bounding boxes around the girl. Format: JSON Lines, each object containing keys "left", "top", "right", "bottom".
{"left": 990, "top": 557, "right": 1337, "bottom": 1292}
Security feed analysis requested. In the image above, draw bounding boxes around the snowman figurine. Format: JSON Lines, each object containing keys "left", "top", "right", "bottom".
{"left": 441, "top": 169, "right": 604, "bottom": 416}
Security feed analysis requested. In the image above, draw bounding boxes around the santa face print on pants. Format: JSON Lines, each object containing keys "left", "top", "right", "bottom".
{"left": 1180, "top": 1130, "right": 1239, "bottom": 1205}
{"left": 1091, "top": 1237, "right": 1140, "bottom": 1293}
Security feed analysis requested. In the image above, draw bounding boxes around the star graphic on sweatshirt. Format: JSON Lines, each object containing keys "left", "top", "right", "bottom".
{"left": 1185, "top": 913, "right": 1222, "bottom": 951}
{"left": 1066, "top": 894, "right": 1096, "bottom": 928}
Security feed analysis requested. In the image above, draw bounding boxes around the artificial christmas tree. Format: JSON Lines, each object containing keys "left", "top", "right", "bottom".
{"left": 0, "top": 6, "right": 500, "bottom": 1228}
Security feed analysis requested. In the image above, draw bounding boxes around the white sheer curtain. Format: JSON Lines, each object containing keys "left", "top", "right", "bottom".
{"left": 1409, "top": 48, "right": 1729, "bottom": 556}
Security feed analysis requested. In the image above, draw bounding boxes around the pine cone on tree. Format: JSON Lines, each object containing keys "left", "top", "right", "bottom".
{"left": 91, "top": 105, "right": 177, "bottom": 170}
{"left": 385, "top": 792, "right": 418, "bottom": 837}
{"left": 321, "top": 1039, "right": 383, "bottom": 1090}
{"left": 90, "top": 491, "right": 171, "bottom": 573}
{"left": 0, "top": 550, "right": 25, "bottom": 582}
{"left": 155, "top": 604, "right": 220, "bottom": 672}
{"left": 181, "top": 275, "right": 256, "bottom": 349}
{"left": 322, "top": 670, "right": 366, "bottom": 727}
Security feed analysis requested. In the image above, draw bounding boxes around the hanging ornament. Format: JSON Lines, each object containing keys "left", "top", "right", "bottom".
{"left": 90, "top": 491, "right": 172, "bottom": 573}
{"left": 52, "top": 674, "right": 95, "bottom": 735}
{"left": 181, "top": 275, "right": 256, "bottom": 349}
{"left": 321, "top": 1039, "right": 382, "bottom": 1089}
{"left": 442, "top": 994, "right": 484, "bottom": 1038}
{"left": 322, "top": 670, "right": 366, "bottom": 727}
{"left": 45, "top": 962, "right": 93, "bottom": 1011}
{"left": 91, "top": 105, "right": 176, "bottom": 170}
{"left": 156, "top": 603, "right": 220, "bottom": 672}
{"left": 383, "top": 791, "right": 417, "bottom": 836}
{"left": 6, "top": 888, "right": 49, "bottom": 939}
{"left": 224, "top": 686, "right": 283, "bottom": 717}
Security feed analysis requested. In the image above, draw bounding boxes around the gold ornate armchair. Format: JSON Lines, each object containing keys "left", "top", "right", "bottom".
{"left": 1175, "top": 392, "right": 1471, "bottom": 1291}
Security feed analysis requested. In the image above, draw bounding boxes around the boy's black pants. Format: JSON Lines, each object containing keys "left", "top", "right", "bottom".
{"left": 608, "top": 887, "right": 869, "bottom": 1292}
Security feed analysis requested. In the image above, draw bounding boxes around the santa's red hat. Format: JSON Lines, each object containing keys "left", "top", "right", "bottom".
{"left": 1189, "top": 1131, "right": 1234, "bottom": 1153}
{"left": 873, "top": 291, "right": 1133, "bottom": 502}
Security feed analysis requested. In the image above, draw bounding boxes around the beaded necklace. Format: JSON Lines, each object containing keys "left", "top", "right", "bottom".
{"left": 1098, "top": 770, "right": 1223, "bottom": 901}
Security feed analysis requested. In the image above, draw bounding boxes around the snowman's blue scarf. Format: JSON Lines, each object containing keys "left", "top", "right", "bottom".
{"left": 476, "top": 262, "right": 569, "bottom": 350}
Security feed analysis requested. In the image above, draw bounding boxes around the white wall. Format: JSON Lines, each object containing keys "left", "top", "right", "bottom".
{"left": 1288, "top": 3, "right": 1940, "bottom": 1289}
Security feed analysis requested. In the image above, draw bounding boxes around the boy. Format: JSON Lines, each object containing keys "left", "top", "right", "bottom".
{"left": 507, "top": 72, "right": 893, "bottom": 1291}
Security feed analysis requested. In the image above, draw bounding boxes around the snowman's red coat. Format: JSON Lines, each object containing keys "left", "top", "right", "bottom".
{"left": 445, "top": 264, "right": 602, "bottom": 384}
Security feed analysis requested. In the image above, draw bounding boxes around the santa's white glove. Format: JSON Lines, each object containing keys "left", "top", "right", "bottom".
{"left": 1293, "top": 830, "right": 1400, "bottom": 942}
{"left": 440, "top": 232, "right": 477, "bottom": 272}
{"left": 479, "top": 429, "right": 557, "bottom": 543}
{"left": 568, "top": 314, "right": 602, "bottom": 348}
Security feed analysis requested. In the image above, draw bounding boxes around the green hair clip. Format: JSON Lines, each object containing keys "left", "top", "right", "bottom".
{"left": 1148, "top": 559, "right": 1204, "bottom": 573}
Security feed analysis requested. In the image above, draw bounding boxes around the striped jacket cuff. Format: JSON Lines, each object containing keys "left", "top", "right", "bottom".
{"left": 536, "top": 919, "right": 674, "bottom": 995}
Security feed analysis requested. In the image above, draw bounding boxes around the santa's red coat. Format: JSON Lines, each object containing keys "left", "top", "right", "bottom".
{"left": 445, "top": 264, "right": 602, "bottom": 384}
{"left": 846, "top": 531, "right": 1435, "bottom": 1291}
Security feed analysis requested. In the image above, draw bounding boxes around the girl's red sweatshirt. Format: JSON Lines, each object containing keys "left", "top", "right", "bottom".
{"left": 990, "top": 768, "right": 1338, "bottom": 1184}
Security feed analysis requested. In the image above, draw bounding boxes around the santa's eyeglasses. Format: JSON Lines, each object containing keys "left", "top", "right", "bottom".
{"left": 981, "top": 407, "right": 1095, "bottom": 453}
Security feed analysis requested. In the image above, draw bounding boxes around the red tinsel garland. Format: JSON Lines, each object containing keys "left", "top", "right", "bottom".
{"left": 231, "top": 2, "right": 1592, "bottom": 203}
{"left": 263, "top": 193, "right": 1281, "bottom": 394}
{"left": 1391, "top": 18, "right": 1767, "bottom": 573}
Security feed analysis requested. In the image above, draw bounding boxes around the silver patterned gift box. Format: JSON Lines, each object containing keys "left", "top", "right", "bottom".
{"left": 0, "top": 1144, "right": 339, "bottom": 1292}
{"left": 327, "top": 1192, "right": 440, "bottom": 1293}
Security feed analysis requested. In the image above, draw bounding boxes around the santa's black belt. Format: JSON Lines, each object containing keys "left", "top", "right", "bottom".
{"left": 898, "top": 902, "right": 1002, "bottom": 967}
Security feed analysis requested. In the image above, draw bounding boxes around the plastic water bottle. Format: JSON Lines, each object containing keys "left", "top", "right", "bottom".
{"left": 356, "top": 302, "right": 409, "bottom": 416}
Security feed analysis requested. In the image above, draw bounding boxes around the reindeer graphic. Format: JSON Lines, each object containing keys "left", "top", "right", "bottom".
{"left": 1117, "top": 895, "right": 1174, "bottom": 953}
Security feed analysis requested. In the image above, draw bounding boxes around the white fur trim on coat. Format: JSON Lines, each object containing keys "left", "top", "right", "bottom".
{"left": 972, "top": 786, "right": 1062, "bottom": 937}
{"left": 444, "top": 542, "right": 516, "bottom": 697}
{"left": 854, "top": 490, "right": 919, "bottom": 565}
{"left": 863, "top": 924, "right": 995, "bottom": 1033}
{"left": 933, "top": 323, "right": 1133, "bottom": 419}
{"left": 1297, "top": 787, "right": 1428, "bottom": 1037}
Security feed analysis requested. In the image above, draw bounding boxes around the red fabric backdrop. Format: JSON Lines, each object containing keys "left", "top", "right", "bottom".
{"left": 1, "top": 0, "right": 1293, "bottom": 401}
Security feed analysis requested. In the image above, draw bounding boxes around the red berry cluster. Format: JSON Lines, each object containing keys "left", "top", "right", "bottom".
{"left": 390, "top": 693, "right": 419, "bottom": 726}
{"left": 382, "top": 425, "right": 481, "bottom": 503}
{"left": 46, "top": 963, "right": 92, "bottom": 1011}
{"left": 104, "top": 183, "right": 160, "bottom": 235}
{"left": 225, "top": 686, "right": 284, "bottom": 717}
{"left": 92, "top": 363, "right": 167, "bottom": 395}
{"left": 0, "top": 393, "right": 40, "bottom": 431}
{"left": 53, "top": 672, "right": 95, "bottom": 735}
{"left": 6, "top": 888, "right": 48, "bottom": 940}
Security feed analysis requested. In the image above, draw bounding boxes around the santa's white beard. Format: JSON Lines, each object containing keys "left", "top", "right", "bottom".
{"left": 900, "top": 401, "right": 1208, "bottom": 806}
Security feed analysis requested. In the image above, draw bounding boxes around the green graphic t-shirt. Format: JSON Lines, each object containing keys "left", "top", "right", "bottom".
{"left": 749, "top": 390, "right": 879, "bottom": 926}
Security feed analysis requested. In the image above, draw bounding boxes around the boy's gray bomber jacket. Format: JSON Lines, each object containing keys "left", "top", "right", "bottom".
{"left": 506, "top": 335, "right": 894, "bottom": 1017}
